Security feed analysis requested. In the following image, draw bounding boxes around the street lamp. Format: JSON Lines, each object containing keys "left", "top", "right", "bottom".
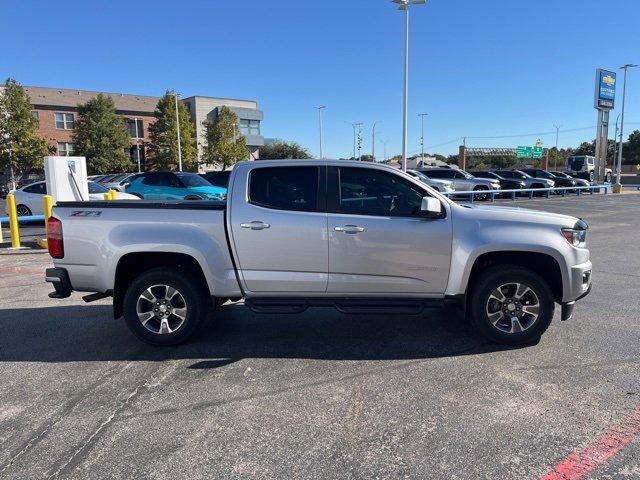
{"left": 380, "top": 139, "right": 389, "bottom": 162}
{"left": 134, "top": 117, "right": 142, "bottom": 173}
{"left": 616, "top": 64, "right": 637, "bottom": 186}
{"left": 315, "top": 106, "right": 326, "bottom": 159}
{"left": 553, "top": 124, "right": 562, "bottom": 170}
{"left": 392, "top": 0, "right": 426, "bottom": 172}
{"left": 371, "top": 121, "right": 379, "bottom": 162}
{"left": 173, "top": 90, "right": 183, "bottom": 172}
{"left": 344, "top": 121, "right": 357, "bottom": 159}
{"left": 418, "top": 113, "right": 428, "bottom": 162}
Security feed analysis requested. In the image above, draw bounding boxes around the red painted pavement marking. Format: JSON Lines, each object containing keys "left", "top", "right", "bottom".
{"left": 540, "top": 405, "right": 640, "bottom": 480}
{"left": 0, "top": 266, "right": 44, "bottom": 276}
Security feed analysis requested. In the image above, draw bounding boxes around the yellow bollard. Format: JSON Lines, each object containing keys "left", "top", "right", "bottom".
{"left": 104, "top": 192, "right": 110, "bottom": 201}
{"left": 6, "top": 194, "right": 21, "bottom": 249}
{"left": 43, "top": 195, "right": 53, "bottom": 231}
{"left": 109, "top": 189, "right": 117, "bottom": 201}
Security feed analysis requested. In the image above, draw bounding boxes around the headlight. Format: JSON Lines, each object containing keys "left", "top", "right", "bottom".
{"left": 562, "top": 228, "right": 587, "bottom": 248}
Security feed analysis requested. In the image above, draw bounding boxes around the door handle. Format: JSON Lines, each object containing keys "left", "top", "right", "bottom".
{"left": 334, "top": 225, "right": 364, "bottom": 234}
{"left": 241, "top": 221, "right": 271, "bottom": 230}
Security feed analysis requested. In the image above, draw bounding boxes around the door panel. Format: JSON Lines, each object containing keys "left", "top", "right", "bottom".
{"left": 230, "top": 166, "right": 328, "bottom": 293}
{"left": 328, "top": 167, "right": 452, "bottom": 294}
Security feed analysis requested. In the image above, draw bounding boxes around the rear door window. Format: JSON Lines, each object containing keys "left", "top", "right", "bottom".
{"left": 249, "top": 167, "right": 319, "bottom": 212}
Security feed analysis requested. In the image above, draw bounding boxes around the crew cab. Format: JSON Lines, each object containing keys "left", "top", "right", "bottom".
{"left": 45, "top": 160, "right": 592, "bottom": 346}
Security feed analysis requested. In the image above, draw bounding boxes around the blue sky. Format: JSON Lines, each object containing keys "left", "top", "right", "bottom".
{"left": 1, "top": 0, "right": 639, "bottom": 159}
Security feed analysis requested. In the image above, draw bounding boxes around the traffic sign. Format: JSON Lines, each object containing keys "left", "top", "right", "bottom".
{"left": 533, "top": 146, "right": 543, "bottom": 159}
{"left": 516, "top": 146, "right": 533, "bottom": 158}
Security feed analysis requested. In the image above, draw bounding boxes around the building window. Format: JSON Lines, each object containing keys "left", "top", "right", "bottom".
{"left": 57, "top": 142, "right": 75, "bottom": 156}
{"left": 127, "top": 119, "right": 144, "bottom": 139}
{"left": 55, "top": 112, "right": 74, "bottom": 130}
{"left": 239, "top": 119, "right": 260, "bottom": 136}
{"left": 31, "top": 111, "right": 39, "bottom": 120}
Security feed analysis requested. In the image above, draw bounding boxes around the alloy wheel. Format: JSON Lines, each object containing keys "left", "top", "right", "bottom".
{"left": 136, "top": 284, "right": 188, "bottom": 335}
{"left": 485, "top": 282, "right": 540, "bottom": 334}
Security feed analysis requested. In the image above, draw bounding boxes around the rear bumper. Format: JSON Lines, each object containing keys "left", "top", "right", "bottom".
{"left": 45, "top": 267, "right": 72, "bottom": 298}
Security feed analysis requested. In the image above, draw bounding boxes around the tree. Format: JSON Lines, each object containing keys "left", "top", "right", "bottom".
{"left": 0, "top": 78, "right": 51, "bottom": 184}
{"left": 621, "top": 130, "right": 640, "bottom": 165}
{"left": 72, "top": 94, "right": 131, "bottom": 174}
{"left": 148, "top": 92, "right": 198, "bottom": 171}
{"left": 259, "top": 140, "right": 311, "bottom": 160}
{"left": 202, "top": 106, "right": 247, "bottom": 170}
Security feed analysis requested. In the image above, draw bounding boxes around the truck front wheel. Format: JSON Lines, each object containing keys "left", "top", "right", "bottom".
{"left": 469, "top": 266, "right": 554, "bottom": 345}
{"left": 123, "top": 267, "right": 207, "bottom": 345}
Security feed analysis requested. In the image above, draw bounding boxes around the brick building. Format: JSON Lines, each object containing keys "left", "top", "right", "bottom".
{"left": 25, "top": 86, "right": 158, "bottom": 170}
{"left": 20, "top": 86, "right": 264, "bottom": 172}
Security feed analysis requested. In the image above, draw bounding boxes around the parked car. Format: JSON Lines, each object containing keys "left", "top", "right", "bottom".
{"left": 95, "top": 174, "right": 121, "bottom": 184}
{"left": 406, "top": 169, "right": 455, "bottom": 193}
{"left": 520, "top": 168, "right": 576, "bottom": 191}
{"left": 565, "top": 155, "right": 612, "bottom": 183}
{"left": 200, "top": 170, "right": 232, "bottom": 188}
{"left": 100, "top": 173, "right": 136, "bottom": 192}
{"left": 46, "top": 159, "right": 592, "bottom": 347}
{"left": 419, "top": 168, "right": 500, "bottom": 200}
{"left": 550, "top": 171, "right": 590, "bottom": 188}
{"left": 11, "top": 181, "right": 139, "bottom": 216}
{"left": 125, "top": 171, "right": 227, "bottom": 200}
{"left": 468, "top": 171, "right": 526, "bottom": 192}
{"left": 493, "top": 170, "right": 555, "bottom": 190}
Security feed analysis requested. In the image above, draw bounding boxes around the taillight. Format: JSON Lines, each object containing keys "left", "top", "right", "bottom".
{"left": 47, "top": 217, "right": 64, "bottom": 258}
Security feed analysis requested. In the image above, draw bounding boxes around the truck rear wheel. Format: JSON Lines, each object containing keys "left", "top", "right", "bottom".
{"left": 123, "top": 267, "right": 207, "bottom": 345}
{"left": 469, "top": 266, "right": 554, "bottom": 345}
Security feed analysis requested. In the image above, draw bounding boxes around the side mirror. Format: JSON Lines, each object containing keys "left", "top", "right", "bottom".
{"left": 420, "top": 196, "right": 442, "bottom": 217}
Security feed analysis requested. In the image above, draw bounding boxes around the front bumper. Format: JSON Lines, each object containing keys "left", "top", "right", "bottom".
{"left": 45, "top": 267, "right": 72, "bottom": 298}
{"left": 560, "top": 260, "right": 592, "bottom": 320}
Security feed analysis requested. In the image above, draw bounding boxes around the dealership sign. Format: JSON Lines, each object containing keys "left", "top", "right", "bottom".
{"left": 594, "top": 68, "right": 616, "bottom": 110}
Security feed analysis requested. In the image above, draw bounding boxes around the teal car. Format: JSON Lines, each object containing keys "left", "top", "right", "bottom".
{"left": 125, "top": 172, "right": 227, "bottom": 200}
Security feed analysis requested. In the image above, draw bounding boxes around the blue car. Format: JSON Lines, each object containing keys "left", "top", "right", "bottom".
{"left": 126, "top": 172, "right": 227, "bottom": 200}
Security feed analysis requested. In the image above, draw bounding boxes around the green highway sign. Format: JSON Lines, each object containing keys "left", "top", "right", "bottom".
{"left": 516, "top": 146, "right": 533, "bottom": 158}
{"left": 516, "top": 145, "right": 544, "bottom": 159}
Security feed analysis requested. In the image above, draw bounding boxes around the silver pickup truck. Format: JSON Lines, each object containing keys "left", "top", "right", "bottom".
{"left": 45, "top": 160, "right": 592, "bottom": 346}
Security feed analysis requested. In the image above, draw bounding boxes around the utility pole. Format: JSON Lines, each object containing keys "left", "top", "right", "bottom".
{"left": 616, "top": 64, "right": 637, "bottom": 187}
{"left": 316, "top": 106, "right": 325, "bottom": 159}
{"left": 418, "top": 113, "right": 428, "bottom": 163}
{"left": 553, "top": 124, "right": 561, "bottom": 170}
{"left": 371, "top": 122, "right": 379, "bottom": 162}
{"left": 173, "top": 91, "right": 183, "bottom": 171}
{"left": 613, "top": 114, "right": 621, "bottom": 176}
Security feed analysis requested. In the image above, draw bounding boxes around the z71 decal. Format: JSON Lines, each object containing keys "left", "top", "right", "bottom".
{"left": 70, "top": 211, "right": 102, "bottom": 217}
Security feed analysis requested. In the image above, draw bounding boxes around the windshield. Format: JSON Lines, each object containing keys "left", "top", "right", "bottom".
{"left": 88, "top": 181, "right": 108, "bottom": 193}
{"left": 176, "top": 173, "right": 212, "bottom": 187}
{"left": 459, "top": 170, "right": 474, "bottom": 179}
{"left": 514, "top": 170, "right": 532, "bottom": 179}
{"left": 410, "top": 170, "right": 429, "bottom": 181}
{"left": 537, "top": 170, "right": 555, "bottom": 179}
{"left": 568, "top": 157, "right": 585, "bottom": 170}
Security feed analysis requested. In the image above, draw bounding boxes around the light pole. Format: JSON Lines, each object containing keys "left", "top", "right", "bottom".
{"left": 392, "top": 0, "right": 426, "bottom": 172}
{"left": 371, "top": 121, "right": 379, "bottom": 162}
{"left": 613, "top": 114, "right": 620, "bottom": 172}
{"left": 134, "top": 117, "right": 142, "bottom": 173}
{"left": 381, "top": 139, "right": 389, "bottom": 162}
{"left": 356, "top": 122, "right": 363, "bottom": 160}
{"left": 173, "top": 91, "right": 183, "bottom": 171}
{"left": 553, "top": 124, "right": 562, "bottom": 170}
{"left": 316, "top": 106, "right": 326, "bottom": 159}
{"left": 616, "top": 64, "right": 637, "bottom": 186}
{"left": 418, "top": 113, "right": 428, "bottom": 162}
{"left": 345, "top": 122, "right": 357, "bottom": 159}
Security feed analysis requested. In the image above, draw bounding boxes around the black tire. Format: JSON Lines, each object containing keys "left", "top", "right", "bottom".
{"left": 469, "top": 265, "right": 555, "bottom": 345}
{"left": 605, "top": 172, "right": 612, "bottom": 183}
{"left": 184, "top": 195, "right": 203, "bottom": 200}
{"left": 16, "top": 204, "right": 32, "bottom": 216}
{"left": 473, "top": 186, "right": 489, "bottom": 201}
{"left": 589, "top": 171, "right": 595, "bottom": 182}
{"left": 123, "top": 267, "right": 208, "bottom": 346}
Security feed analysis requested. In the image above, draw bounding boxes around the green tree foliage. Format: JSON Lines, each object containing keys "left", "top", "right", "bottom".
{"left": 72, "top": 94, "right": 131, "bottom": 174}
{"left": 0, "top": 78, "right": 51, "bottom": 176}
{"left": 202, "top": 106, "right": 247, "bottom": 170}
{"left": 621, "top": 130, "right": 640, "bottom": 165}
{"left": 259, "top": 139, "right": 311, "bottom": 160}
{"left": 148, "top": 92, "right": 198, "bottom": 171}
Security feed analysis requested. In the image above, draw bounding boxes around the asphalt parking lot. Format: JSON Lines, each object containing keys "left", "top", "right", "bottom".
{"left": 0, "top": 194, "right": 639, "bottom": 479}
